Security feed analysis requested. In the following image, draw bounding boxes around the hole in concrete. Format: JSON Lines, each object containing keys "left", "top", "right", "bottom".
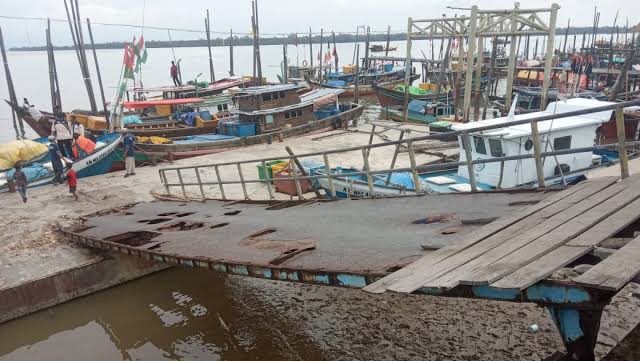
{"left": 224, "top": 210, "right": 242, "bottom": 216}
{"left": 157, "top": 221, "right": 204, "bottom": 232}
{"left": 249, "top": 228, "right": 277, "bottom": 238}
{"left": 176, "top": 212, "right": 196, "bottom": 218}
{"left": 158, "top": 212, "right": 178, "bottom": 216}
{"left": 211, "top": 222, "right": 230, "bottom": 229}
{"left": 104, "top": 231, "right": 161, "bottom": 247}
{"left": 411, "top": 214, "right": 454, "bottom": 225}
{"left": 440, "top": 226, "right": 463, "bottom": 235}
{"left": 178, "top": 203, "right": 187, "bottom": 207}
{"left": 138, "top": 218, "right": 172, "bottom": 224}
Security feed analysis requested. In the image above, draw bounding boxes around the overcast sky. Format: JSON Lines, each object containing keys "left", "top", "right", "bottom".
{"left": 1, "top": 0, "right": 639, "bottom": 48}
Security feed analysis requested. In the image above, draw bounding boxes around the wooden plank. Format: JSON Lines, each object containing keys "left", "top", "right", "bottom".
{"left": 567, "top": 197, "right": 640, "bottom": 247}
{"left": 421, "top": 177, "right": 636, "bottom": 290}
{"left": 575, "top": 235, "right": 640, "bottom": 291}
{"left": 490, "top": 246, "right": 591, "bottom": 290}
{"left": 380, "top": 178, "right": 620, "bottom": 293}
{"left": 457, "top": 176, "right": 640, "bottom": 288}
{"left": 361, "top": 179, "right": 609, "bottom": 294}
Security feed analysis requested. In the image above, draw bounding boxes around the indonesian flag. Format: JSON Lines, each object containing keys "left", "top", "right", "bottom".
{"left": 123, "top": 44, "right": 135, "bottom": 79}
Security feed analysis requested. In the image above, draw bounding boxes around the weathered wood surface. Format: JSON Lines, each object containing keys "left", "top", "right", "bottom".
{"left": 366, "top": 175, "right": 640, "bottom": 296}
{"left": 575, "top": 235, "right": 640, "bottom": 291}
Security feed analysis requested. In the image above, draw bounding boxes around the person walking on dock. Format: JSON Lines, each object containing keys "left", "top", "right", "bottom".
{"left": 51, "top": 110, "right": 73, "bottom": 159}
{"left": 13, "top": 164, "right": 27, "bottom": 203}
{"left": 64, "top": 163, "right": 78, "bottom": 201}
{"left": 170, "top": 61, "right": 181, "bottom": 87}
{"left": 48, "top": 136, "right": 64, "bottom": 184}
{"left": 123, "top": 133, "right": 136, "bottom": 178}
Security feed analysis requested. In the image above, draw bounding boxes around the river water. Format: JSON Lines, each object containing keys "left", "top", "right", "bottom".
{"left": 0, "top": 268, "right": 326, "bottom": 361}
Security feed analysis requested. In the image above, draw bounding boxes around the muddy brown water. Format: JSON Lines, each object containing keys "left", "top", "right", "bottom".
{"left": 0, "top": 268, "right": 325, "bottom": 361}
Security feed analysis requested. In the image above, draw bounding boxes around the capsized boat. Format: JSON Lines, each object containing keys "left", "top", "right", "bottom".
{"left": 0, "top": 133, "right": 122, "bottom": 192}
{"left": 318, "top": 98, "right": 629, "bottom": 198}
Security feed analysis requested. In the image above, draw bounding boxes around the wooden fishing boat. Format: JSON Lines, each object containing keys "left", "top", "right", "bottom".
{"left": 311, "top": 66, "right": 418, "bottom": 97}
{"left": 0, "top": 133, "right": 122, "bottom": 192}
{"left": 381, "top": 100, "right": 455, "bottom": 124}
{"left": 369, "top": 45, "right": 397, "bottom": 53}
{"left": 127, "top": 76, "right": 251, "bottom": 100}
{"left": 374, "top": 77, "right": 488, "bottom": 107}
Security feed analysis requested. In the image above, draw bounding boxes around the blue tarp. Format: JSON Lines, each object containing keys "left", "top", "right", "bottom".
{"left": 407, "top": 100, "right": 428, "bottom": 114}
{"left": 325, "top": 80, "right": 347, "bottom": 87}
{"left": 7, "top": 163, "right": 51, "bottom": 183}
{"left": 174, "top": 134, "right": 238, "bottom": 144}
{"left": 373, "top": 172, "right": 415, "bottom": 189}
{"left": 123, "top": 115, "right": 142, "bottom": 125}
{"left": 180, "top": 112, "right": 198, "bottom": 126}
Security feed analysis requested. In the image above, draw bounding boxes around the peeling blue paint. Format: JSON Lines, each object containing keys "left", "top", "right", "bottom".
{"left": 314, "top": 274, "right": 330, "bottom": 284}
{"left": 211, "top": 263, "right": 227, "bottom": 272}
{"left": 252, "top": 267, "right": 272, "bottom": 279}
{"left": 181, "top": 259, "right": 194, "bottom": 267}
{"left": 547, "top": 307, "right": 584, "bottom": 342}
{"left": 472, "top": 285, "right": 519, "bottom": 300}
{"left": 337, "top": 274, "right": 366, "bottom": 288}
{"left": 228, "top": 265, "right": 249, "bottom": 275}
{"left": 526, "top": 285, "right": 590, "bottom": 304}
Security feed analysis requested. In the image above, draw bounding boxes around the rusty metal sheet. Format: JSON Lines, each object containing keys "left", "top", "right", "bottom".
{"left": 62, "top": 192, "right": 551, "bottom": 288}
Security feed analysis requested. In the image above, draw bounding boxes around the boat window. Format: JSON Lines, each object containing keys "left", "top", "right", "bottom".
{"left": 222, "top": 104, "right": 228, "bottom": 110}
{"left": 285, "top": 112, "right": 290, "bottom": 119}
{"left": 296, "top": 109, "right": 303, "bottom": 117}
{"left": 489, "top": 139, "right": 503, "bottom": 157}
{"left": 280, "top": 91, "right": 286, "bottom": 99}
{"left": 554, "top": 136, "right": 572, "bottom": 150}
{"left": 524, "top": 138, "right": 534, "bottom": 151}
{"left": 262, "top": 93, "right": 272, "bottom": 101}
{"left": 473, "top": 136, "right": 487, "bottom": 155}
{"left": 266, "top": 114, "right": 274, "bottom": 124}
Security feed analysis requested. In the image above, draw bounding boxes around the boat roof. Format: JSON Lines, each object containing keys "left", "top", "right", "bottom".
{"left": 128, "top": 77, "right": 246, "bottom": 93}
{"left": 299, "top": 88, "right": 344, "bottom": 101}
{"left": 452, "top": 98, "right": 615, "bottom": 139}
{"left": 235, "top": 83, "right": 305, "bottom": 96}
{"left": 123, "top": 98, "right": 205, "bottom": 109}
{"left": 235, "top": 100, "right": 313, "bottom": 116}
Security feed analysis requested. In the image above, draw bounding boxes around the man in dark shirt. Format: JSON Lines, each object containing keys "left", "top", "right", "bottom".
{"left": 170, "top": 61, "right": 181, "bottom": 86}
{"left": 48, "top": 136, "right": 64, "bottom": 184}
{"left": 13, "top": 164, "right": 28, "bottom": 203}
{"left": 123, "top": 133, "right": 136, "bottom": 177}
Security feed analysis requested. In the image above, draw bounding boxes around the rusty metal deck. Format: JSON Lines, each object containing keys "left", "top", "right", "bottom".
{"left": 62, "top": 191, "right": 549, "bottom": 287}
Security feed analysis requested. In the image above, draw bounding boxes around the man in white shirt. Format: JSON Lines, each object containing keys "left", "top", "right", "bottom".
{"left": 71, "top": 117, "right": 85, "bottom": 138}
{"left": 22, "top": 98, "right": 43, "bottom": 121}
{"left": 51, "top": 111, "right": 73, "bottom": 158}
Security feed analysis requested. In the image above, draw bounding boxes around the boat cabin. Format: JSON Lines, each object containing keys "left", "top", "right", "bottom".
{"left": 234, "top": 84, "right": 316, "bottom": 134}
{"left": 451, "top": 98, "right": 616, "bottom": 189}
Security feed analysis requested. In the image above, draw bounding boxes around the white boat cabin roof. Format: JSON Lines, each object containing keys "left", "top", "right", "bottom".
{"left": 451, "top": 98, "right": 616, "bottom": 140}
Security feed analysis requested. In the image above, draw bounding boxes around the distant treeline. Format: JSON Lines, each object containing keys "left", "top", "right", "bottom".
{"left": 10, "top": 25, "right": 639, "bottom": 51}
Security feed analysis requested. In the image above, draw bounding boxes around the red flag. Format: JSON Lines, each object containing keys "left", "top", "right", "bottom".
{"left": 332, "top": 46, "right": 337, "bottom": 57}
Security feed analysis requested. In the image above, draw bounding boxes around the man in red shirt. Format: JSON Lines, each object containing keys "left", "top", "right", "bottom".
{"left": 65, "top": 163, "right": 78, "bottom": 201}
{"left": 170, "top": 61, "right": 181, "bottom": 86}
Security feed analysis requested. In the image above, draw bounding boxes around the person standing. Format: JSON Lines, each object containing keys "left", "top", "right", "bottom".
{"left": 71, "top": 117, "right": 85, "bottom": 138}
{"left": 13, "top": 165, "right": 28, "bottom": 203}
{"left": 123, "top": 133, "right": 136, "bottom": 178}
{"left": 170, "top": 61, "right": 181, "bottom": 86}
{"left": 51, "top": 112, "right": 73, "bottom": 159}
{"left": 64, "top": 163, "right": 78, "bottom": 201}
{"left": 48, "top": 136, "right": 65, "bottom": 184}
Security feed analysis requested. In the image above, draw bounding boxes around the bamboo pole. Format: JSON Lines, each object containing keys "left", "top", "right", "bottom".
{"left": 86, "top": 19, "right": 107, "bottom": 114}
{"left": 482, "top": 36, "right": 497, "bottom": 120}
{"left": 205, "top": 9, "right": 215, "bottom": 83}
{"left": 229, "top": 29, "right": 234, "bottom": 76}
{"left": 473, "top": 36, "right": 483, "bottom": 122}
{"left": 322, "top": 154, "right": 336, "bottom": 198}
{"left": 0, "top": 26, "right": 23, "bottom": 139}
{"left": 540, "top": 4, "right": 559, "bottom": 110}
{"left": 504, "top": 7, "right": 519, "bottom": 111}
{"left": 463, "top": 5, "right": 478, "bottom": 122}
{"left": 402, "top": 18, "right": 413, "bottom": 123}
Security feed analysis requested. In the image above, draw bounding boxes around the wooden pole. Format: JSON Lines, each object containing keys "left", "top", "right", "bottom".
{"left": 308, "top": 27, "right": 313, "bottom": 68}
{"left": 254, "top": 0, "right": 263, "bottom": 85}
{"left": 282, "top": 38, "right": 288, "bottom": 83}
{"left": 363, "top": 26, "right": 370, "bottom": 70}
{"left": 504, "top": 7, "right": 519, "bottom": 111}
{"left": 402, "top": 18, "right": 413, "bottom": 123}
{"left": 530, "top": 120, "right": 546, "bottom": 187}
{"left": 205, "top": 9, "right": 215, "bottom": 83}
{"left": 473, "top": 36, "right": 483, "bottom": 122}
{"left": 540, "top": 4, "right": 559, "bottom": 110}
{"left": 616, "top": 106, "right": 630, "bottom": 178}
{"left": 86, "top": 19, "right": 107, "bottom": 114}
{"left": 64, "top": 0, "right": 97, "bottom": 113}
{"left": 332, "top": 31, "right": 338, "bottom": 72}
{"left": 0, "top": 26, "right": 23, "bottom": 138}
{"left": 354, "top": 44, "right": 361, "bottom": 103}
{"left": 46, "top": 21, "right": 58, "bottom": 112}
{"left": 285, "top": 146, "right": 322, "bottom": 198}
{"left": 72, "top": 0, "right": 97, "bottom": 113}
{"left": 483, "top": 36, "right": 498, "bottom": 120}
{"left": 319, "top": 29, "right": 323, "bottom": 83}
{"left": 563, "top": 18, "right": 570, "bottom": 54}
{"left": 229, "top": 29, "right": 234, "bottom": 76}
{"left": 385, "top": 25, "right": 391, "bottom": 57}
{"left": 463, "top": 5, "right": 478, "bottom": 122}
{"left": 251, "top": 2, "right": 257, "bottom": 84}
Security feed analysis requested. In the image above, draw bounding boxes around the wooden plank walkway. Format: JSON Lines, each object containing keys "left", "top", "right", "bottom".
{"left": 364, "top": 175, "right": 640, "bottom": 294}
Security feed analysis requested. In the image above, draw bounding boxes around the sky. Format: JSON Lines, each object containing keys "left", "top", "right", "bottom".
{"left": 0, "top": 0, "right": 639, "bottom": 48}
